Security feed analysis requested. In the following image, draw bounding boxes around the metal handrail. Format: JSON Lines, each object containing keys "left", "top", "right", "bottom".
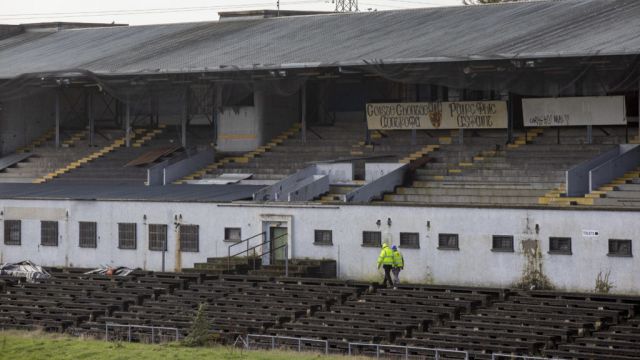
{"left": 105, "top": 323, "right": 180, "bottom": 343}
{"left": 256, "top": 243, "right": 289, "bottom": 277}
{"left": 348, "top": 342, "right": 469, "bottom": 360}
{"left": 227, "top": 231, "right": 288, "bottom": 271}
{"left": 492, "top": 355, "right": 566, "bottom": 360}
{"left": 245, "top": 334, "right": 329, "bottom": 354}
{"left": 227, "top": 232, "right": 265, "bottom": 270}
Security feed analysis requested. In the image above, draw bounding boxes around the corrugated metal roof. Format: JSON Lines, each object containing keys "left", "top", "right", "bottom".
{"left": 0, "top": 0, "right": 638, "bottom": 78}
{"left": 0, "top": 183, "right": 261, "bottom": 202}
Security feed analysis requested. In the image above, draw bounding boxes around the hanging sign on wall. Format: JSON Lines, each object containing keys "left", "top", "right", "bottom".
{"left": 366, "top": 101, "right": 508, "bottom": 130}
{"left": 522, "top": 96, "right": 626, "bottom": 127}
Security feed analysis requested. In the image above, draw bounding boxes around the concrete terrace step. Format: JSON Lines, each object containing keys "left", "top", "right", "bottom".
{"left": 410, "top": 181, "right": 560, "bottom": 190}
{"left": 396, "top": 187, "right": 548, "bottom": 197}
{"left": 384, "top": 194, "right": 542, "bottom": 205}
{"left": 415, "top": 175, "right": 564, "bottom": 183}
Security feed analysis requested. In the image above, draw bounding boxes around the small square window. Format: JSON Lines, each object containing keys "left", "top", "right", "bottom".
{"left": 549, "top": 237, "right": 571, "bottom": 255}
{"left": 41, "top": 221, "right": 58, "bottom": 247}
{"left": 314, "top": 230, "right": 333, "bottom": 246}
{"left": 79, "top": 222, "right": 97, "bottom": 248}
{"left": 492, "top": 235, "right": 514, "bottom": 252}
{"left": 149, "top": 224, "right": 168, "bottom": 251}
{"left": 362, "top": 231, "right": 382, "bottom": 247}
{"left": 180, "top": 225, "right": 199, "bottom": 252}
{"left": 400, "top": 232, "right": 420, "bottom": 249}
{"left": 608, "top": 239, "right": 632, "bottom": 257}
{"left": 224, "top": 228, "right": 242, "bottom": 242}
{"left": 438, "top": 233, "right": 459, "bottom": 250}
{"left": 118, "top": 223, "right": 137, "bottom": 250}
{"left": 4, "top": 220, "right": 21, "bottom": 246}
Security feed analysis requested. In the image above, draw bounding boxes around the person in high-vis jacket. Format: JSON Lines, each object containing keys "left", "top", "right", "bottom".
{"left": 377, "top": 243, "right": 394, "bottom": 287}
{"left": 391, "top": 245, "right": 404, "bottom": 287}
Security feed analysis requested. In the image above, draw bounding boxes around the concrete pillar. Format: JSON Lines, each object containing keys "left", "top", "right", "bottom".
{"left": 301, "top": 84, "right": 307, "bottom": 143}
{"left": 125, "top": 96, "right": 131, "bottom": 148}
{"left": 87, "top": 92, "right": 94, "bottom": 147}
{"left": 502, "top": 91, "right": 513, "bottom": 144}
{"left": 54, "top": 91, "right": 60, "bottom": 148}
{"left": 181, "top": 87, "right": 188, "bottom": 148}
{"left": 587, "top": 125, "right": 593, "bottom": 145}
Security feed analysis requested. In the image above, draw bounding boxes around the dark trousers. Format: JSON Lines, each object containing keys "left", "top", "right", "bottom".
{"left": 382, "top": 265, "right": 393, "bottom": 287}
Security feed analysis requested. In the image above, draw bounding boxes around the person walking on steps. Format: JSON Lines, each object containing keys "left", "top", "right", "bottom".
{"left": 391, "top": 245, "right": 404, "bottom": 289}
{"left": 377, "top": 243, "right": 394, "bottom": 288}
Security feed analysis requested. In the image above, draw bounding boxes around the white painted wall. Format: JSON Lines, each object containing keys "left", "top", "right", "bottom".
{"left": 216, "top": 106, "right": 260, "bottom": 152}
{"left": 0, "top": 199, "right": 638, "bottom": 294}
{"left": 217, "top": 87, "right": 298, "bottom": 153}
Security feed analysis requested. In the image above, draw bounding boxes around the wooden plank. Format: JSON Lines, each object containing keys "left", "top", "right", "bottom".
{"left": 0, "top": 153, "right": 31, "bottom": 171}
{"left": 125, "top": 145, "right": 181, "bottom": 167}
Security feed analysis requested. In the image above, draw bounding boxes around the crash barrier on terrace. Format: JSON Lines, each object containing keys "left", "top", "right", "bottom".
{"left": 566, "top": 144, "right": 639, "bottom": 196}
{"left": 590, "top": 144, "right": 640, "bottom": 192}
{"left": 147, "top": 148, "right": 214, "bottom": 186}
{"left": 253, "top": 163, "right": 350, "bottom": 201}
{"left": 346, "top": 163, "right": 408, "bottom": 203}
{"left": 105, "top": 323, "right": 180, "bottom": 343}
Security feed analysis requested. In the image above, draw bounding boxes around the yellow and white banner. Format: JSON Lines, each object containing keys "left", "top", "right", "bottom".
{"left": 522, "top": 96, "right": 626, "bottom": 127}
{"left": 366, "top": 101, "right": 508, "bottom": 130}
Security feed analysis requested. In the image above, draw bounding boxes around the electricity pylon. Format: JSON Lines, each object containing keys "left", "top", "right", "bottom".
{"left": 334, "top": 0, "right": 358, "bottom": 12}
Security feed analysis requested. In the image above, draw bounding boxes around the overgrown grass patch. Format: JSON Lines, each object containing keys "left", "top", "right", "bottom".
{"left": 0, "top": 330, "right": 365, "bottom": 360}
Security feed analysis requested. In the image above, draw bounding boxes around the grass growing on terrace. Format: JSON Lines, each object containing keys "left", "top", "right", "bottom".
{"left": 0, "top": 330, "right": 365, "bottom": 360}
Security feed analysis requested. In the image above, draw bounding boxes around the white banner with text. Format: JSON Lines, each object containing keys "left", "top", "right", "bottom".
{"left": 522, "top": 96, "right": 626, "bottom": 127}
{"left": 366, "top": 101, "right": 508, "bottom": 130}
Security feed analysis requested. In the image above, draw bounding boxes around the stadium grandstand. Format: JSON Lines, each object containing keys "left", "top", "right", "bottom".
{"left": 1, "top": 0, "right": 640, "bottom": 358}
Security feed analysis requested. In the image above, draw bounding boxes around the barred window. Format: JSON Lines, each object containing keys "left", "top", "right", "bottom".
{"left": 362, "top": 231, "right": 382, "bottom": 247}
{"left": 549, "top": 237, "right": 571, "bottom": 255}
{"left": 149, "top": 224, "right": 168, "bottom": 251}
{"left": 79, "top": 222, "right": 97, "bottom": 248}
{"left": 400, "top": 232, "right": 420, "bottom": 249}
{"left": 314, "top": 230, "right": 333, "bottom": 245}
{"left": 41, "top": 221, "right": 58, "bottom": 246}
{"left": 180, "top": 225, "right": 199, "bottom": 252}
{"left": 608, "top": 239, "right": 632, "bottom": 257}
{"left": 4, "top": 220, "right": 21, "bottom": 245}
{"left": 224, "top": 227, "right": 241, "bottom": 242}
{"left": 438, "top": 233, "right": 459, "bottom": 250}
{"left": 492, "top": 235, "right": 514, "bottom": 252}
{"left": 118, "top": 223, "right": 137, "bottom": 250}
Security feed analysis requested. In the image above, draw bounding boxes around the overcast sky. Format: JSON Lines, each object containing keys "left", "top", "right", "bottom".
{"left": 0, "top": 0, "right": 463, "bottom": 25}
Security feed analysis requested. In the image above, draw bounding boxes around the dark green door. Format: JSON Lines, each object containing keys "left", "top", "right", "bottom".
{"left": 270, "top": 227, "right": 288, "bottom": 263}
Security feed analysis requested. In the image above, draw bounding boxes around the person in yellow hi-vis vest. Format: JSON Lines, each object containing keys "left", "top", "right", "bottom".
{"left": 391, "top": 245, "right": 404, "bottom": 288}
{"left": 377, "top": 243, "right": 394, "bottom": 287}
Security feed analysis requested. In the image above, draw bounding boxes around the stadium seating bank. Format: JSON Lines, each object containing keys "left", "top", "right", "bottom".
{"left": 1, "top": 270, "right": 639, "bottom": 359}
{"left": 1, "top": 0, "right": 640, "bottom": 309}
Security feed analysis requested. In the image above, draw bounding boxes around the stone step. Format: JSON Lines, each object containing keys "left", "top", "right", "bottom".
{"left": 396, "top": 187, "right": 548, "bottom": 197}
{"left": 415, "top": 175, "right": 564, "bottom": 183}
{"left": 384, "top": 194, "right": 541, "bottom": 205}
{"left": 410, "top": 181, "right": 559, "bottom": 190}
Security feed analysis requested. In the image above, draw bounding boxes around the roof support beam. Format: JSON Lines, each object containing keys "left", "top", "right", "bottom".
{"left": 181, "top": 86, "right": 188, "bottom": 148}
{"left": 87, "top": 92, "right": 94, "bottom": 147}
{"left": 301, "top": 83, "right": 306, "bottom": 144}
{"left": 54, "top": 90, "right": 60, "bottom": 148}
{"left": 125, "top": 95, "right": 131, "bottom": 148}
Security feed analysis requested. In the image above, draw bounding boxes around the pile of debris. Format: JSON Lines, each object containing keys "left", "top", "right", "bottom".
{"left": 0, "top": 260, "right": 50, "bottom": 282}
{"left": 84, "top": 265, "right": 135, "bottom": 276}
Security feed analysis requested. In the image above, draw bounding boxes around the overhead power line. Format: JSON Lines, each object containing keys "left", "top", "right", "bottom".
{"left": 0, "top": 1, "right": 322, "bottom": 21}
